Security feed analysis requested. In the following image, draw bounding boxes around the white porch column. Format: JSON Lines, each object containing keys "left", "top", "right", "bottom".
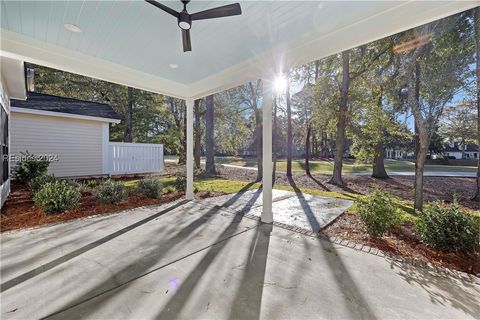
{"left": 262, "top": 85, "right": 273, "bottom": 223}
{"left": 186, "top": 98, "right": 194, "bottom": 200}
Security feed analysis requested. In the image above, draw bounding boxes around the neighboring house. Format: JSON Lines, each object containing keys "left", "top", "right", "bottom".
{"left": 385, "top": 149, "right": 408, "bottom": 159}
{"left": 1, "top": 57, "right": 27, "bottom": 208}
{"left": 443, "top": 142, "right": 479, "bottom": 160}
{"left": 10, "top": 92, "right": 121, "bottom": 178}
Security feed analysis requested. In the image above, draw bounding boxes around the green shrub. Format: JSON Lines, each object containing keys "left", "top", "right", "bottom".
{"left": 137, "top": 176, "right": 163, "bottom": 198}
{"left": 85, "top": 179, "right": 98, "bottom": 189}
{"left": 415, "top": 200, "right": 479, "bottom": 253}
{"left": 173, "top": 174, "right": 187, "bottom": 192}
{"left": 94, "top": 179, "right": 127, "bottom": 204}
{"left": 356, "top": 189, "right": 400, "bottom": 238}
{"left": 33, "top": 180, "right": 81, "bottom": 214}
{"left": 13, "top": 151, "right": 50, "bottom": 183}
{"left": 31, "top": 174, "right": 57, "bottom": 195}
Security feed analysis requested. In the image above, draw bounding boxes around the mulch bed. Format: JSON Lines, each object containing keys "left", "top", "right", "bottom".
{"left": 320, "top": 213, "right": 480, "bottom": 275}
{"left": 217, "top": 165, "right": 480, "bottom": 275}
{"left": 0, "top": 183, "right": 182, "bottom": 232}
{"left": 218, "top": 166, "right": 480, "bottom": 210}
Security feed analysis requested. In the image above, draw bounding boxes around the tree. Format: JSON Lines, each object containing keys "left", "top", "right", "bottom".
{"left": 205, "top": 94, "right": 216, "bottom": 175}
{"left": 194, "top": 99, "right": 202, "bottom": 169}
{"left": 441, "top": 102, "right": 477, "bottom": 145}
{"left": 327, "top": 43, "right": 391, "bottom": 186}
{"left": 473, "top": 7, "right": 480, "bottom": 201}
{"left": 330, "top": 50, "right": 351, "bottom": 186}
{"left": 124, "top": 87, "right": 134, "bottom": 142}
{"left": 402, "top": 13, "right": 474, "bottom": 210}
{"left": 286, "top": 76, "right": 293, "bottom": 177}
{"left": 232, "top": 80, "right": 263, "bottom": 181}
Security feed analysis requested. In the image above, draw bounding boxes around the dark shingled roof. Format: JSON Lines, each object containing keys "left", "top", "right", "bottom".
{"left": 11, "top": 92, "right": 120, "bottom": 120}
{"left": 444, "top": 143, "right": 479, "bottom": 152}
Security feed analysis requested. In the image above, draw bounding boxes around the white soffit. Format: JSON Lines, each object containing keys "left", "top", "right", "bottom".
{"left": 1, "top": 1, "right": 478, "bottom": 99}
{"left": 0, "top": 56, "right": 26, "bottom": 100}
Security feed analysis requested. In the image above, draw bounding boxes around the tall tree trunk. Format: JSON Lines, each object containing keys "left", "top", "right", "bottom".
{"left": 473, "top": 7, "right": 480, "bottom": 201}
{"left": 272, "top": 96, "right": 278, "bottom": 184}
{"left": 250, "top": 81, "right": 262, "bottom": 181}
{"left": 205, "top": 95, "right": 215, "bottom": 175}
{"left": 305, "top": 123, "right": 312, "bottom": 176}
{"left": 286, "top": 79, "right": 293, "bottom": 177}
{"left": 194, "top": 99, "right": 201, "bottom": 169}
{"left": 372, "top": 89, "right": 389, "bottom": 179}
{"left": 329, "top": 50, "right": 350, "bottom": 186}
{"left": 372, "top": 141, "right": 389, "bottom": 179}
{"left": 415, "top": 131, "right": 429, "bottom": 211}
{"left": 123, "top": 87, "right": 134, "bottom": 142}
{"left": 178, "top": 102, "right": 187, "bottom": 164}
{"left": 413, "top": 60, "right": 425, "bottom": 211}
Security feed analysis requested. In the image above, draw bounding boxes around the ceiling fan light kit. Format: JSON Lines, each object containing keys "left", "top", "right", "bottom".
{"left": 145, "top": 0, "right": 242, "bottom": 52}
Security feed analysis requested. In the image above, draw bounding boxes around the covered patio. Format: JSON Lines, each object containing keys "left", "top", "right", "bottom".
{"left": 1, "top": 0, "right": 478, "bottom": 222}
{"left": 1, "top": 1, "right": 480, "bottom": 319}
{"left": 1, "top": 190, "right": 479, "bottom": 319}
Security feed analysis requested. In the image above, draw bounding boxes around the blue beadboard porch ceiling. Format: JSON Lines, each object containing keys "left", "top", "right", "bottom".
{"left": 1, "top": 1, "right": 478, "bottom": 99}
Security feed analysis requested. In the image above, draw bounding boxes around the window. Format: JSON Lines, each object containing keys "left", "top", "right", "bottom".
{"left": 0, "top": 104, "right": 8, "bottom": 185}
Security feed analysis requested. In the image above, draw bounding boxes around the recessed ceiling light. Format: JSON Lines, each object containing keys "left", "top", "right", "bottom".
{"left": 169, "top": 64, "right": 179, "bottom": 69}
{"left": 64, "top": 23, "right": 81, "bottom": 33}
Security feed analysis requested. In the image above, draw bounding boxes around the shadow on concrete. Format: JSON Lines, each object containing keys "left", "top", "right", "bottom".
{"left": 154, "top": 188, "right": 263, "bottom": 319}
{"left": 390, "top": 259, "right": 480, "bottom": 318}
{"left": 287, "top": 175, "right": 376, "bottom": 319}
{"left": 1, "top": 200, "right": 190, "bottom": 293}
{"left": 42, "top": 183, "right": 261, "bottom": 319}
{"left": 287, "top": 176, "right": 320, "bottom": 232}
{"left": 227, "top": 223, "right": 272, "bottom": 320}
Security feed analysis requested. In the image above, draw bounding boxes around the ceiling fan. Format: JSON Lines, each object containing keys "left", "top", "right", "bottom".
{"left": 145, "top": 0, "right": 242, "bottom": 52}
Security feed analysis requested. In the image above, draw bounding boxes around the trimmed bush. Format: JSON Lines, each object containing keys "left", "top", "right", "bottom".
{"left": 31, "top": 174, "right": 57, "bottom": 195}
{"left": 33, "top": 180, "right": 81, "bottom": 214}
{"left": 137, "top": 176, "right": 163, "bottom": 198}
{"left": 13, "top": 151, "right": 50, "bottom": 183}
{"left": 94, "top": 180, "right": 127, "bottom": 204}
{"left": 356, "top": 189, "right": 400, "bottom": 238}
{"left": 173, "top": 174, "right": 187, "bottom": 192}
{"left": 415, "top": 200, "right": 479, "bottom": 253}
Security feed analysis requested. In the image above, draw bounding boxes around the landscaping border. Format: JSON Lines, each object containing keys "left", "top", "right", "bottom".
{"left": 233, "top": 207, "right": 480, "bottom": 285}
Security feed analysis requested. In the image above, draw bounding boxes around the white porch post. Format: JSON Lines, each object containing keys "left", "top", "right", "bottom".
{"left": 262, "top": 84, "right": 273, "bottom": 223}
{"left": 186, "top": 98, "right": 194, "bottom": 200}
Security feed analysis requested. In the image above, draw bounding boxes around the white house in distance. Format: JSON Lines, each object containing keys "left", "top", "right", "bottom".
{"left": 11, "top": 92, "right": 121, "bottom": 178}
{"left": 443, "top": 142, "right": 479, "bottom": 160}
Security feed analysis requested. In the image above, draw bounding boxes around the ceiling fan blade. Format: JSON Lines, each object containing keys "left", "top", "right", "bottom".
{"left": 191, "top": 3, "right": 241, "bottom": 21}
{"left": 145, "top": 0, "right": 179, "bottom": 18}
{"left": 182, "top": 29, "right": 192, "bottom": 52}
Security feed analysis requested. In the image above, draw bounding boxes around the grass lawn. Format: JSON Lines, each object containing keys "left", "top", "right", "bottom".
{"left": 125, "top": 177, "right": 417, "bottom": 222}
{"left": 165, "top": 156, "right": 476, "bottom": 174}
{"left": 220, "top": 157, "right": 477, "bottom": 174}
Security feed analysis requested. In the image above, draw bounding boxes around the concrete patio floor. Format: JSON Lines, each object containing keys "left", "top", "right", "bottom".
{"left": 1, "top": 189, "right": 479, "bottom": 320}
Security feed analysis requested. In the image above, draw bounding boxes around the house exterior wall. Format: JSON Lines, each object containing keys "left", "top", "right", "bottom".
{"left": 0, "top": 77, "right": 10, "bottom": 208}
{"left": 464, "top": 151, "right": 478, "bottom": 159}
{"left": 445, "top": 151, "right": 463, "bottom": 159}
{"left": 11, "top": 112, "right": 105, "bottom": 177}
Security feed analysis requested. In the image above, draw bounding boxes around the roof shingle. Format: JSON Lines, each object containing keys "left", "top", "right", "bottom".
{"left": 11, "top": 92, "right": 120, "bottom": 120}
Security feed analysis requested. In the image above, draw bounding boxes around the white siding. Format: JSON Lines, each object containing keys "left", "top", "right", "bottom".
{"left": 11, "top": 112, "right": 104, "bottom": 177}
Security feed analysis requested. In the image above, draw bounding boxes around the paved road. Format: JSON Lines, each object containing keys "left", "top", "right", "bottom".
{"left": 219, "top": 163, "right": 476, "bottom": 177}
{"left": 2, "top": 192, "right": 478, "bottom": 319}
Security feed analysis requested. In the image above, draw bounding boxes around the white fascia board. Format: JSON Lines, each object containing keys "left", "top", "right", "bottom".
{"left": 0, "top": 56, "right": 26, "bottom": 100}
{"left": 11, "top": 106, "right": 121, "bottom": 124}
{"left": 186, "top": 1, "right": 479, "bottom": 99}
{"left": 1, "top": 30, "right": 189, "bottom": 99}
